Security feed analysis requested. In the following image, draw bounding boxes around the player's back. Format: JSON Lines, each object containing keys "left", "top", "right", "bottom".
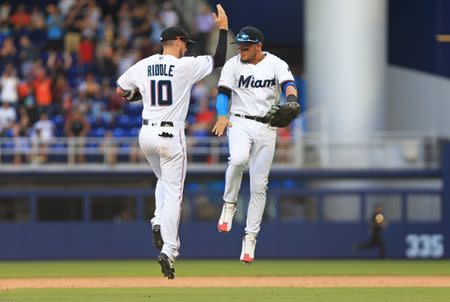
{"left": 125, "top": 54, "right": 213, "bottom": 123}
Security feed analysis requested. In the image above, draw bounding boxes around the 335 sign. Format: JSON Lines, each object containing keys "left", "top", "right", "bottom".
{"left": 405, "top": 234, "right": 444, "bottom": 259}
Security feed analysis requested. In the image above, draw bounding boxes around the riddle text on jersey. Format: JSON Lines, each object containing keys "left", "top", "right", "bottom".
{"left": 148, "top": 64, "right": 175, "bottom": 77}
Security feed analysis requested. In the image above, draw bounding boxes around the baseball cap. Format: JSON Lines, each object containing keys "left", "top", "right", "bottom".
{"left": 160, "top": 26, "right": 195, "bottom": 44}
{"left": 231, "top": 26, "right": 264, "bottom": 44}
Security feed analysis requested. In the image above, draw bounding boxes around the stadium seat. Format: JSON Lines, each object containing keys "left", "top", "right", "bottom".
{"left": 133, "top": 116, "right": 143, "bottom": 128}
{"left": 112, "top": 128, "right": 126, "bottom": 137}
{"left": 128, "top": 128, "right": 140, "bottom": 137}
{"left": 117, "top": 115, "right": 131, "bottom": 129}
{"left": 92, "top": 127, "right": 106, "bottom": 138}
{"left": 52, "top": 115, "right": 65, "bottom": 129}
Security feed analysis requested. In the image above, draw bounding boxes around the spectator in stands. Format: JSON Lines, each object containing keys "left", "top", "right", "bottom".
{"left": 17, "top": 77, "right": 32, "bottom": 102}
{"left": 10, "top": 4, "right": 30, "bottom": 30}
{"left": 0, "top": 64, "right": 19, "bottom": 107}
{"left": 150, "top": 14, "right": 164, "bottom": 44}
{"left": 190, "top": 97, "right": 215, "bottom": 135}
{"left": 82, "top": 0, "right": 101, "bottom": 39}
{"left": 46, "top": 4, "right": 64, "bottom": 52}
{"left": 21, "top": 94, "right": 39, "bottom": 126}
{"left": 275, "top": 126, "right": 292, "bottom": 163}
{"left": 159, "top": 2, "right": 179, "bottom": 28}
{"left": 353, "top": 205, "right": 387, "bottom": 259}
{"left": 32, "top": 69, "right": 53, "bottom": 114}
{"left": 79, "top": 72, "right": 100, "bottom": 100}
{"left": 116, "top": 47, "right": 140, "bottom": 76}
{"left": 129, "top": 141, "right": 143, "bottom": 164}
{"left": 101, "top": 0, "right": 120, "bottom": 24}
{"left": 64, "top": 108, "right": 90, "bottom": 164}
{"left": 194, "top": 3, "right": 215, "bottom": 54}
{"left": 191, "top": 79, "right": 209, "bottom": 103}
{"left": 102, "top": 129, "right": 117, "bottom": 165}
{"left": 46, "top": 49, "right": 73, "bottom": 78}
{"left": 0, "top": 37, "right": 17, "bottom": 67}
{"left": 131, "top": 3, "right": 152, "bottom": 39}
{"left": 98, "top": 15, "right": 115, "bottom": 44}
{"left": 31, "top": 5, "right": 45, "bottom": 28}
{"left": 0, "top": 2, "right": 11, "bottom": 24}
{"left": 0, "top": 101, "right": 16, "bottom": 136}
{"left": 30, "top": 111, "right": 55, "bottom": 163}
{"left": 117, "top": 3, "right": 132, "bottom": 43}
{"left": 18, "top": 36, "right": 40, "bottom": 78}
{"left": 58, "top": 0, "right": 75, "bottom": 18}
{"left": 96, "top": 43, "right": 117, "bottom": 83}
{"left": 63, "top": 2, "right": 84, "bottom": 53}
{"left": 78, "top": 35, "right": 95, "bottom": 74}
{"left": 29, "top": 6, "right": 47, "bottom": 51}
{"left": 52, "top": 74, "right": 71, "bottom": 115}
{"left": 13, "top": 107, "right": 30, "bottom": 165}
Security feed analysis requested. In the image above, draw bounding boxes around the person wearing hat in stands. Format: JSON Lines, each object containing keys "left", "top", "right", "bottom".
{"left": 212, "top": 26, "right": 300, "bottom": 263}
{"left": 116, "top": 4, "right": 229, "bottom": 279}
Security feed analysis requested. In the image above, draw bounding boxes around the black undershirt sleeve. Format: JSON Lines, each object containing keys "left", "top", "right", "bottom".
{"left": 213, "top": 29, "right": 228, "bottom": 68}
{"left": 217, "top": 86, "right": 232, "bottom": 98}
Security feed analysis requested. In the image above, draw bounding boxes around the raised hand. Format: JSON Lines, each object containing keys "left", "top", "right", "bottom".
{"left": 212, "top": 4, "right": 228, "bottom": 30}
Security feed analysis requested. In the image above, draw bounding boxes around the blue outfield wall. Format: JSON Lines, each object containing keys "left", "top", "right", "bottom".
{"left": 0, "top": 161, "right": 449, "bottom": 260}
{"left": 0, "top": 221, "right": 446, "bottom": 260}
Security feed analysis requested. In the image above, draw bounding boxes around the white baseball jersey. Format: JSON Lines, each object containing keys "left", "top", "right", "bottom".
{"left": 218, "top": 52, "right": 294, "bottom": 116}
{"left": 117, "top": 54, "right": 214, "bottom": 122}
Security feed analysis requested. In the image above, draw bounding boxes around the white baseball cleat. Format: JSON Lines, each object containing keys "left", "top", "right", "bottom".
{"left": 240, "top": 233, "right": 257, "bottom": 263}
{"left": 217, "top": 202, "right": 237, "bottom": 233}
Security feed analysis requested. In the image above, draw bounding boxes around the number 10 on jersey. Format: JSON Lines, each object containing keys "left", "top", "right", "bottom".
{"left": 150, "top": 80, "right": 173, "bottom": 106}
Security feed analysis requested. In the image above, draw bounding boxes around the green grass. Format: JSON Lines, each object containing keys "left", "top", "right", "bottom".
{"left": 1, "top": 288, "right": 450, "bottom": 302}
{"left": 0, "top": 260, "right": 450, "bottom": 278}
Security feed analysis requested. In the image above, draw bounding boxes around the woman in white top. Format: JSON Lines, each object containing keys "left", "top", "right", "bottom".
{"left": 0, "top": 66, "right": 19, "bottom": 105}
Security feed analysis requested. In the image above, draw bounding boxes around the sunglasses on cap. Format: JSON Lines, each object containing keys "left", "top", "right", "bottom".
{"left": 235, "top": 32, "right": 261, "bottom": 44}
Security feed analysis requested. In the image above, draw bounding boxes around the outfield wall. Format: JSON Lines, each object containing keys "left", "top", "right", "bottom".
{"left": 1, "top": 154, "right": 449, "bottom": 260}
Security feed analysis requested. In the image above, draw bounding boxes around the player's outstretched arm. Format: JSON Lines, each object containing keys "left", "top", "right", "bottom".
{"left": 211, "top": 4, "right": 228, "bottom": 68}
{"left": 212, "top": 86, "right": 232, "bottom": 137}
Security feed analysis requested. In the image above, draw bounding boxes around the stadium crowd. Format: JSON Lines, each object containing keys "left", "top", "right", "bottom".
{"left": 0, "top": 0, "right": 295, "bottom": 165}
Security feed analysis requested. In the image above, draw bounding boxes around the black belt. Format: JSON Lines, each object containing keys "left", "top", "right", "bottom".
{"left": 142, "top": 119, "right": 174, "bottom": 127}
{"left": 232, "top": 113, "right": 269, "bottom": 124}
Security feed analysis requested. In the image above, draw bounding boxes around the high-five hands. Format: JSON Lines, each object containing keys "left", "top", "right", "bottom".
{"left": 212, "top": 4, "right": 228, "bottom": 30}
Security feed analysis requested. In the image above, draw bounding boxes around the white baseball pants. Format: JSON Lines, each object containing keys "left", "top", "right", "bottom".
{"left": 139, "top": 121, "right": 186, "bottom": 261}
{"left": 223, "top": 115, "right": 276, "bottom": 235}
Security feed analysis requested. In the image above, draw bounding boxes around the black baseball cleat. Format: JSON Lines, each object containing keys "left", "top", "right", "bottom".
{"left": 157, "top": 253, "right": 175, "bottom": 279}
{"left": 152, "top": 225, "right": 164, "bottom": 250}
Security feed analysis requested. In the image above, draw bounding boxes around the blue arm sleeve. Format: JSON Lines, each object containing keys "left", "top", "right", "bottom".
{"left": 282, "top": 81, "right": 297, "bottom": 97}
{"left": 216, "top": 93, "right": 229, "bottom": 116}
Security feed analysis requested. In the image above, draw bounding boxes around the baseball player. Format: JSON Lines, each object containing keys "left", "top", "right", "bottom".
{"left": 352, "top": 205, "right": 386, "bottom": 258}
{"left": 116, "top": 4, "right": 229, "bottom": 279}
{"left": 212, "top": 26, "right": 299, "bottom": 263}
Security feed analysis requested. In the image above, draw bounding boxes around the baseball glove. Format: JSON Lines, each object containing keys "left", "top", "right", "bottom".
{"left": 268, "top": 102, "right": 300, "bottom": 127}
{"left": 125, "top": 88, "right": 142, "bottom": 102}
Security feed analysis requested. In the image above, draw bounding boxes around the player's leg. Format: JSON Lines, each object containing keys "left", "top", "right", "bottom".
{"left": 218, "top": 117, "right": 252, "bottom": 232}
{"left": 158, "top": 129, "right": 187, "bottom": 272}
{"left": 375, "top": 236, "right": 386, "bottom": 258}
{"left": 241, "top": 127, "right": 276, "bottom": 263}
{"left": 139, "top": 128, "right": 164, "bottom": 250}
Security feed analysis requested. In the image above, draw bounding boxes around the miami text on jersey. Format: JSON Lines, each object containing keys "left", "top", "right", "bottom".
{"left": 238, "top": 75, "right": 276, "bottom": 88}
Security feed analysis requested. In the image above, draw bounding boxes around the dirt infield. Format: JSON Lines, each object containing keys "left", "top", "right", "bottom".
{"left": 1, "top": 276, "right": 450, "bottom": 289}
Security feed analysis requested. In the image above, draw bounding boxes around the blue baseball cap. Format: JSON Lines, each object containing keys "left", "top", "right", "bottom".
{"left": 231, "top": 26, "right": 264, "bottom": 44}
